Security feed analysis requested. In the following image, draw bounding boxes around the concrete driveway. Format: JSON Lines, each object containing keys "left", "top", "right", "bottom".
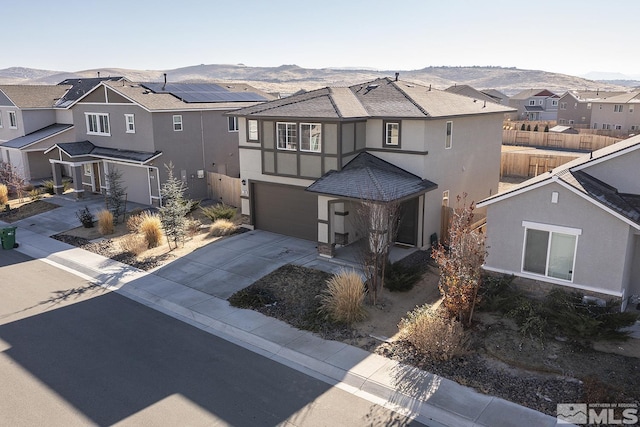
{"left": 151, "top": 230, "right": 353, "bottom": 299}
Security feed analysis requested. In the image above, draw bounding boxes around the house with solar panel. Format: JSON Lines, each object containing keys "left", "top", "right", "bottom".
{"left": 43, "top": 79, "right": 274, "bottom": 205}
{"left": 0, "top": 78, "right": 125, "bottom": 183}
{"left": 230, "top": 77, "right": 514, "bottom": 257}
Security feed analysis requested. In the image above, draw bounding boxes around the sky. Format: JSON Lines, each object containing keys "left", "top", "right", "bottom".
{"left": 4, "top": 0, "right": 639, "bottom": 78}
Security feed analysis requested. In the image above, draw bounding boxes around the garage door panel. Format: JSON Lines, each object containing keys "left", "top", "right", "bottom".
{"left": 252, "top": 182, "right": 317, "bottom": 241}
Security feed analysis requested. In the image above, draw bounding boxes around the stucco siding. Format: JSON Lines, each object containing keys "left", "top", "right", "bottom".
{"left": 485, "top": 182, "right": 632, "bottom": 295}
{"left": 581, "top": 148, "right": 640, "bottom": 194}
{"left": 107, "top": 162, "right": 150, "bottom": 205}
{"left": 22, "top": 110, "right": 56, "bottom": 134}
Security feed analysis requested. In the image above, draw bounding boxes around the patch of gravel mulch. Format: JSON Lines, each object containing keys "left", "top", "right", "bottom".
{"left": 52, "top": 234, "right": 173, "bottom": 271}
{"left": 0, "top": 200, "right": 59, "bottom": 222}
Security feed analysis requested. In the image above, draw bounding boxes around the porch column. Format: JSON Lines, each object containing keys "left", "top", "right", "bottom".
{"left": 51, "top": 163, "right": 64, "bottom": 195}
{"left": 70, "top": 165, "right": 85, "bottom": 200}
{"left": 317, "top": 195, "right": 335, "bottom": 258}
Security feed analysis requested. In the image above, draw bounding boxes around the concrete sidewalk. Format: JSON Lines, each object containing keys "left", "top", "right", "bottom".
{"left": 1, "top": 196, "right": 562, "bottom": 427}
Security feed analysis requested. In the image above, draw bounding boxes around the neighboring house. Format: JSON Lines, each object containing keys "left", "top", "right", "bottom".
{"left": 557, "top": 90, "right": 628, "bottom": 128}
{"left": 588, "top": 90, "right": 640, "bottom": 133}
{"left": 0, "top": 77, "right": 125, "bottom": 182}
{"left": 508, "top": 89, "right": 559, "bottom": 121}
{"left": 44, "top": 80, "right": 274, "bottom": 205}
{"left": 444, "top": 85, "right": 502, "bottom": 105}
{"left": 481, "top": 89, "right": 510, "bottom": 106}
{"left": 478, "top": 135, "right": 640, "bottom": 309}
{"left": 231, "top": 77, "right": 514, "bottom": 256}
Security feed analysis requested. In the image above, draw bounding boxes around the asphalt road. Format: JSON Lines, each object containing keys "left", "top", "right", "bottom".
{"left": 0, "top": 250, "right": 424, "bottom": 426}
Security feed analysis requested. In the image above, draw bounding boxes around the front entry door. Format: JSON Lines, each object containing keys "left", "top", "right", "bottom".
{"left": 396, "top": 198, "right": 418, "bottom": 246}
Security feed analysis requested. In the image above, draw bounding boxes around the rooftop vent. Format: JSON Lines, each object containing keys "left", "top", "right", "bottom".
{"left": 366, "top": 84, "right": 379, "bottom": 90}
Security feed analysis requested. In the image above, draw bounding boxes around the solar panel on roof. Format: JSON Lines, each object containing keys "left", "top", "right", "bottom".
{"left": 140, "top": 82, "right": 267, "bottom": 103}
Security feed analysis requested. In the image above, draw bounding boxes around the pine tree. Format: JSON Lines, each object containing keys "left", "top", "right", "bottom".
{"left": 105, "top": 168, "right": 127, "bottom": 224}
{"left": 159, "top": 163, "right": 189, "bottom": 250}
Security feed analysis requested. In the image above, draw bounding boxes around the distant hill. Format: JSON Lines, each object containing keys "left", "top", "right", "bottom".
{"left": 0, "top": 64, "right": 632, "bottom": 96}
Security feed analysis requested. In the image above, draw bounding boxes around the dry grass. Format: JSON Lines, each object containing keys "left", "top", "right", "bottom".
{"left": 398, "top": 304, "right": 469, "bottom": 361}
{"left": 139, "top": 212, "right": 162, "bottom": 248}
{"left": 97, "top": 210, "right": 114, "bottom": 235}
{"left": 119, "top": 234, "right": 147, "bottom": 255}
{"left": 319, "top": 270, "right": 367, "bottom": 325}
{"left": 126, "top": 212, "right": 144, "bottom": 233}
{"left": 209, "top": 219, "right": 236, "bottom": 237}
{"left": 0, "top": 184, "right": 8, "bottom": 205}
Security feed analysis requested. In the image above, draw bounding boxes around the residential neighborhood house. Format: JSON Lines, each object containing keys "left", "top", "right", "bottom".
{"left": 444, "top": 84, "right": 506, "bottom": 106}
{"left": 556, "top": 90, "right": 628, "bottom": 129}
{"left": 478, "top": 135, "right": 640, "bottom": 310}
{"left": 507, "top": 89, "right": 559, "bottom": 121}
{"left": 230, "top": 76, "right": 514, "bottom": 257}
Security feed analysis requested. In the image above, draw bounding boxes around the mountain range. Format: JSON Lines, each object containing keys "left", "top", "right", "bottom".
{"left": 1, "top": 64, "right": 638, "bottom": 96}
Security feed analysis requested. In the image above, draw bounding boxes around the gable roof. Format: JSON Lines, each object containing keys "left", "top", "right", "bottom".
{"left": 561, "top": 90, "right": 629, "bottom": 102}
{"left": 54, "top": 77, "right": 126, "bottom": 108}
{"left": 1, "top": 123, "right": 73, "bottom": 149}
{"left": 444, "top": 85, "right": 500, "bottom": 105}
{"left": 306, "top": 151, "right": 437, "bottom": 202}
{"left": 45, "top": 141, "right": 161, "bottom": 164}
{"left": 231, "top": 77, "right": 513, "bottom": 119}
{"left": 481, "top": 89, "right": 509, "bottom": 102}
{"left": 510, "top": 89, "right": 558, "bottom": 100}
{"left": 478, "top": 134, "right": 640, "bottom": 228}
{"left": 0, "top": 85, "right": 71, "bottom": 108}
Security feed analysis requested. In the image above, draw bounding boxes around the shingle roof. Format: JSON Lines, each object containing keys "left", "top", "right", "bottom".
{"left": 103, "top": 81, "right": 275, "bottom": 111}
{"left": 481, "top": 89, "right": 509, "bottom": 102}
{"left": 564, "top": 90, "right": 629, "bottom": 101}
{"left": 0, "top": 85, "right": 71, "bottom": 108}
{"left": 231, "top": 77, "right": 513, "bottom": 119}
{"left": 55, "top": 77, "right": 125, "bottom": 108}
{"left": 46, "top": 141, "right": 161, "bottom": 164}
{"left": 2, "top": 124, "right": 73, "bottom": 149}
{"left": 510, "top": 89, "right": 557, "bottom": 100}
{"left": 444, "top": 85, "right": 500, "bottom": 105}
{"left": 306, "top": 151, "right": 437, "bottom": 202}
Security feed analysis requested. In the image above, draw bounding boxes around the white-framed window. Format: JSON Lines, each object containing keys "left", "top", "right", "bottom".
{"left": 276, "top": 122, "right": 297, "bottom": 150}
{"left": 83, "top": 163, "right": 92, "bottom": 176}
{"left": 445, "top": 121, "right": 453, "bottom": 149}
{"left": 8, "top": 111, "right": 17, "bottom": 129}
{"left": 247, "top": 119, "right": 259, "bottom": 141}
{"left": 228, "top": 116, "right": 238, "bottom": 132}
{"left": 614, "top": 104, "right": 624, "bottom": 113}
{"left": 587, "top": 103, "right": 592, "bottom": 109}
{"left": 630, "top": 106, "right": 634, "bottom": 113}
{"left": 442, "top": 190, "right": 449, "bottom": 207}
{"left": 85, "top": 112, "right": 110, "bottom": 135}
{"left": 124, "top": 114, "right": 135, "bottom": 133}
{"left": 173, "top": 115, "right": 183, "bottom": 131}
{"left": 300, "top": 123, "right": 321, "bottom": 152}
{"left": 615, "top": 124, "right": 622, "bottom": 130}
{"left": 539, "top": 100, "right": 543, "bottom": 105}
{"left": 602, "top": 123, "right": 611, "bottom": 130}
{"left": 384, "top": 121, "right": 400, "bottom": 146}
{"left": 560, "top": 102, "right": 567, "bottom": 110}
{"left": 558, "top": 119, "right": 566, "bottom": 125}
{"left": 569, "top": 120, "right": 574, "bottom": 124}
{"left": 593, "top": 123, "right": 598, "bottom": 129}
{"left": 528, "top": 100, "right": 535, "bottom": 106}
{"left": 552, "top": 100, "right": 558, "bottom": 106}
{"left": 521, "top": 221, "right": 581, "bottom": 282}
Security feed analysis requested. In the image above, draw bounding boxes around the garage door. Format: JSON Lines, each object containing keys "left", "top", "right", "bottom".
{"left": 252, "top": 182, "right": 317, "bottom": 241}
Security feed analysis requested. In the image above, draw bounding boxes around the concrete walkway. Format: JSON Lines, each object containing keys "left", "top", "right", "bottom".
{"left": 1, "top": 195, "right": 562, "bottom": 427}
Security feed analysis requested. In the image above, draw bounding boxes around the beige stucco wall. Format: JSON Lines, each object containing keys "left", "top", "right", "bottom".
{"left": 581, "top": 148, "right": 640, "bottom": 194}
{"left": 484, "top": 180, "right": 635, "bottom": 296}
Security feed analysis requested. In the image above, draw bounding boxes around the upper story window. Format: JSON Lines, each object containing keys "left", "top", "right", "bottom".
{"left": 560, "top": 102, "right": 567, "bottom": 110}
{"left": 85, "top": 112, "right": 109, "bottom": 136}
{"left": 8, "top": 111, "right": 17, "bottom": 129}
{"left": 228, "top": 116, "right": 238, "bottom": 132}
{"left": 528, "top": 100, "right": 535, "bottom": 106}
{"left": 630, "top": 106, "right": 634, "bottom": 113}
{"left": 384, "top": 121, "right": 400, "bottom": 146}
{"left": 300, "top": 123, "right": 321, "bottom": 152}
{"left": 552, "top": 100, "right": 558, "bottom": 106}
{"left": 587, "top": 103, "right": 592, "bottom": 109}
{"left": 247, "top": 119, "right": 259, "bottom": 142}
{"left": 445, "top": 121, "right": 453, "bottom": 149}
{"left": 125, "top": 114, "right": 135, "bottom": 133}
{"left": 614, "top": 104, "right": 624, "bottom": 113}
{"left": 277, "top": 122, "right": 297, "bottom": 150}
{"left": 539, "top": 100, "right": 543, "bottom": 105}
{"left": 173, "top": 115, "right": 183, "bottom": 131}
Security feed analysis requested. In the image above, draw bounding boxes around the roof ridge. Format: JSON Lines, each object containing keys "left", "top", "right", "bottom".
{"left": 239, "top": 87, "right": 331, "bottom": 115}
{"left": 327, "top": 87, "right": 343, "bottom": 118}
{"left": 388, "top": 80, "right": 431, "bottom": 117}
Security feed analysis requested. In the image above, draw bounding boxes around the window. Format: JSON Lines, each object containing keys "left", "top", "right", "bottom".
{"left": 574, "top": 102, "right": 577, "bottom": 108}
{"left": 83, "top": 164, "right": 92, "bottom": 176}
{"left": 614, "top": 104, "right": 624, "bottom": 113}
{"left": 442, "top": 190, "right": 449, "bottom": 207}
{"left": 560, "top": 102, "right": 567, "bottom": 110}
{"left": 630, "top": 106, "right": 634, "bottom": 113}
{"left": 445, "top": 121, "right": 453, "bottom": 149}
{"left": 173, "top": 115, "right": 183, "bottom": 131}
{"left": 384, "top": 121, "right": 400, "bottom": 146}
{"left": 539, "top": 100, "right": 543, "bottom": 105}
{"left": 228, "top": 116, "right": 238, "bottom": 132}
{"left": 587, "top": 103, "right": 592, "bottom": 109}
{"left": 593, "top": 123, "right": 598, "bottom": 129}
{"left": 300, "top": 123, "right": 321, "bottom": 152}
{"left": 528, "top": 100, "right": 535, "bottom": 106}
{"left": 522, "top": 222, "right": 580, "bottom": 281}
{"left": 552, "top": 100, "right": 558, "bottom": 106}
{"left": 85, "top": 112, "right": 109, "bottom": 135}
{"left": 277, "top": 122, "right": 297, "bottom": 150}
{"left": 124, "top": 114, "right": 135, "bottom": 133}
{"left": 247, "top": 119, "right": 259, "bottom": 142}
{"left": 558, "top": 119, "right": 566, "bottom": 125}
{"left": 569, "top": 120, "right": 574, "bottom": 125}
{"left": 615, "top": 125, "right": 622, "bottom": 130}
{"left": 8, "top": 111, "right": 17, "bottom": 129}
{"left": 602, "top": 123, "right": 611, "bottom": 130}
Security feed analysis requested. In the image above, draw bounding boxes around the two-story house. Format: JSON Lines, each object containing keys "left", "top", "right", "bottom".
{"left": 589, "top": 90, "right": 640, "bottom": 134}
{"left": 45, "top": 80, "right": 274, "bottom": 205}
{"left": 230, "top": 77, "right": 514, "bottom": 256}
{"left": 557, "top": 90, "right": 628, "bottom": 128}
{"left": 508, "top": 89, "right": 559, "bottom": 121}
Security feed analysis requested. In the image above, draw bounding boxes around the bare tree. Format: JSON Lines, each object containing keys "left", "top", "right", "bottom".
{"left": 431, "top": 194, "right": 486, "bottom": 326}
{"left": 0, "top": 161, "right": 26, "bottom": 202}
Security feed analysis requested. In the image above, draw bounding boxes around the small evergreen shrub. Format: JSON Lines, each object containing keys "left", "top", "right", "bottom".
{"left": 29, "top": 188, "right": 42, "bottom": 201}
{"left": 209, "top": 219, "right": 236, "bottom": 236}
{"left": 62, "top": 178, "right": 73, "bottom": 192}
{"left": 119, "top": 234, "right": 147, "bottom": 256}
{"left": 384, "top": 261, "right": 422, "bottom": 292}
{"left": 139, "top": 212, "right": 162, "bottom": 248}
{"left": 399, "top": 304, "right": 469, "bottom": 360}
{"left": 76, "top": 206, "right": 95, "bottom": 228}
{"left": 319, "top": 270, "right": 367, "bottom": 325}
{"left": 0, "top": 183, "right": 8, "bottom": 205}
{"left": 97, "top": 209, "right": 114, "bottom": 235}
{"left": 42, "top": 180, "right": 55, "bottom": 195}
{"left": 201, "top": 203, "right": 237, "bottom": 221}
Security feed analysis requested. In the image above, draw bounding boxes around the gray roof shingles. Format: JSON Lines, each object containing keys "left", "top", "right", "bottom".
{"left": 52, "top": 141, "right": 160, "bottom": 163}
{"left": 2, "top": 123, "right": 73, "bottom": 149}
{"left": 306, "top": 152, "right": 437, "bottom": 202}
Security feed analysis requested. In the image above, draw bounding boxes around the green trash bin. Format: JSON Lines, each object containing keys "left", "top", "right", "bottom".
{"left": 1, "top": 227, "right": 17, "bottom": 250}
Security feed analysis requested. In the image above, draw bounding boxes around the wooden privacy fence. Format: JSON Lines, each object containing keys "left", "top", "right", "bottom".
{"left": 503, "top": 130, "right": 621, "bottom": 152}
{"left": 206, "top": 172, "right": 241, "bottom": 207}
{"left": 501, "top": 150, "right": 580, "bottom": 178}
